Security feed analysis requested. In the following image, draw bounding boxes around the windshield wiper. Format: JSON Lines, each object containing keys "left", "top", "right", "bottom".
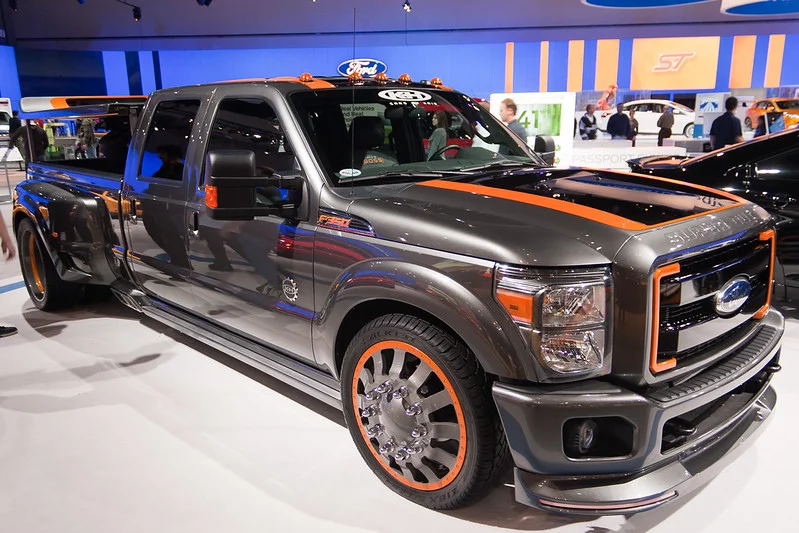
{"left": 459, "top": 160, "right": 540, "bottom": 172}
{"left": 338, "top": 170, "right": 465, "bottom": 183}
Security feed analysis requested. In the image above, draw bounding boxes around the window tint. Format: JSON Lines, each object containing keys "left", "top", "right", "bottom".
{"left": 755, "top": 149, "right": 799, "bottom": 181}
{"left": 139, "top": 99, "right": 200, "bottom": 180}
{"left": 757, "top": 101, "right": 770, "bottom": 110}
{"left": 650, "top": 103, "right": 664, "bottom": 113}
{"left": 206, "top": 98, "right": 301, "bottom": 206}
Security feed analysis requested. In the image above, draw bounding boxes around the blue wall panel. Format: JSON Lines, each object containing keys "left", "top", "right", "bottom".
{"left": 782, "top": 34, "right": 799, "bottom": 86}
{"left": 715, "top": 36, "right": 734, "bottom": 91}
{"left": 138, "top": 51, "right": 157, "bottom": 95}
{"left": 751, "top": 34, "right": 770, "bottom": 89}
{"left": 513, "top": 42, "right": 541, "bottom": 93}
{"left": 547, "top": 41, "right": 569, "bottom": 92}
{"left": 0, "top": 46, "right": 21, "bottom": 110}
{"left": 102, "top": 51, "right": 130, "bottom": 96}
{"left": 158, "top": 44, "right": 504, "bottom": 99}
{"left": 617, "top": 39, "right": 633, "bottom": 89}
{"left": 582, "top": 40, "right": 597, "bottom": 93}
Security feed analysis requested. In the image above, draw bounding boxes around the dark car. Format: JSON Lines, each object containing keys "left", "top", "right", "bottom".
{"left": 628, "top": 127, "right": 799, "bottom": 299}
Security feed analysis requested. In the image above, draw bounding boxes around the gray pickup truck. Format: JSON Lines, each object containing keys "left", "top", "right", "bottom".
{"left": 12, "top": 75, "right": 782, "bottom": 515}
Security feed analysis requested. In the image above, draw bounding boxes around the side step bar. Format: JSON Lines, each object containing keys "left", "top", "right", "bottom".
{"left": 140, "top": 298, "right": 343, "bottom": 410}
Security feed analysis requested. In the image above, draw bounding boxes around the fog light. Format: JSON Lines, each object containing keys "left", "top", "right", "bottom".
{"left": 563, "top": 417, "right": 634, "bottom": 459}
{"left": 572, "top": 420, "right": 597, "bottom": 455}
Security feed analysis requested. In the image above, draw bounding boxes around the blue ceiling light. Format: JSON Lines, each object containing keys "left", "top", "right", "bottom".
{"left": 721, "top": 0, "right": 799, "bottom": 14}
{"left": 582, "top": 0, "right": 711, "bottom": 7}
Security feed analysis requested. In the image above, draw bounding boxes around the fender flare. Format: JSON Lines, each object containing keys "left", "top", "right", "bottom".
{"left": 314, "top": 259, "right": 536, "bottom": 381}
{"left": 13, "top": 180, "right": 120, "bottom": 284}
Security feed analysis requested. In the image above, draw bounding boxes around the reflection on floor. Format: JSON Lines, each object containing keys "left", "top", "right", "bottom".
{"left": 1, "top": 271, "right": 798, "bottom": 531}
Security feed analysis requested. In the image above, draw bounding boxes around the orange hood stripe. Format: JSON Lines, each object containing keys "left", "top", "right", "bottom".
{"left": 419, "top": 179, "right": 648, "bottom": 231}
{"left": 418, "top": 178, "right": 747, "bottom": 231}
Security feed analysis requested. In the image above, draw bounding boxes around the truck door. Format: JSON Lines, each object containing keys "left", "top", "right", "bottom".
{"left": 185, "top": 91, "right": 316, "bottom": 362}
{"left": 121, "top": 98, "right": 204, "bottom": 311}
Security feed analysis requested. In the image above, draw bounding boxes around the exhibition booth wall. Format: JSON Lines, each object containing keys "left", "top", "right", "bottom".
{"left": 1, "top": 32, "right": 796, "bottom": 110}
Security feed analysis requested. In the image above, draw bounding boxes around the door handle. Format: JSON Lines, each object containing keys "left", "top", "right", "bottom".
{"left": 129, "top": 198, "right": 138, "bottom": 225}
{"left": 189, "top": 211, "right": 200, "bottom": 239}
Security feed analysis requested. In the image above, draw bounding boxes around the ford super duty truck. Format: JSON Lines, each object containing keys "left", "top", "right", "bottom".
{"left": 12, "top": 74, "right": 783, "bottom": 515}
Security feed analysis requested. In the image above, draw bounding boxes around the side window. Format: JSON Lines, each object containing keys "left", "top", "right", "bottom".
{"left": 206, "top": 97, "right": 302, "bottom": 206}
{"left": 757, "top": 101, "right": 769, "bottom": 110}
{"left": 650, "top": 103, "right": 664, "bottom": 113}
{"left": 755, "top": 149, "right": 799, "bottom": 181}
{"left": 139, "top": 99, "right": 201, "bottom": 180}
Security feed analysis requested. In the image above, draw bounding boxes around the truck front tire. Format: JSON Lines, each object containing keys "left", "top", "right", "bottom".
{"left": 341, "top": 313, "right": 509, "bottom": 509}
{"left": 17, "top": 218, "right": 82, "bottom": 311}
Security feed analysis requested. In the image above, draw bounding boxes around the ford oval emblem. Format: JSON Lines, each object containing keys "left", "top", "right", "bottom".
{"left": 337, "top": 58, "right": 388, "bottom": 78}
{"left": 715, "top": 276, "right": 751, "bottom": 317}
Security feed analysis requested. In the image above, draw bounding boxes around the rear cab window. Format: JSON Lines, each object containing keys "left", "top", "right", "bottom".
{"left": 139, "top": 99, "right": 201, "bottom": 181}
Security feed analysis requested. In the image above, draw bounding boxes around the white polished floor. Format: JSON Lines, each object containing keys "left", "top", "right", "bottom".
{"left": 1, "top": 220, "right": 798, "bottom": 532}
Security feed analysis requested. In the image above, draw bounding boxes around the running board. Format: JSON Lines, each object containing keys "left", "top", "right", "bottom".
{"left": 141, "top": 299, "right": 342, "bottom": 410}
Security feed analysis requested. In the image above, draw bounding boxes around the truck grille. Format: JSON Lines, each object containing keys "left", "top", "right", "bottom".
{"left": 653, "top": 233, "right": 773, "bottom": 372}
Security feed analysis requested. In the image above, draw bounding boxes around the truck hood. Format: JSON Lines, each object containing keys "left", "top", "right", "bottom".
{"left": 342, "top": 167, "right": 747, "bottom": 267}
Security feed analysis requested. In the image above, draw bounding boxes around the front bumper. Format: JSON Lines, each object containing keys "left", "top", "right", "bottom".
{"left": 493, "top": 309, "right": 783, "bottom": 515}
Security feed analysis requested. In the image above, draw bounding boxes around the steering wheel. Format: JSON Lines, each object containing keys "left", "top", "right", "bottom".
{"left": 428, "top": 144, "right": 463, "bottom": 161}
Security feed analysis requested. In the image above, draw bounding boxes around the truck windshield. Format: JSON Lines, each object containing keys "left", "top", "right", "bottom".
{"left": 290, "top": 87, "right": 543, "bottom": 186}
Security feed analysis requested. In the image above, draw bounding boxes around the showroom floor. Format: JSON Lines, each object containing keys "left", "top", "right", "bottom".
{"left": 0, "top": 200, "right": 796, "bottom": 533}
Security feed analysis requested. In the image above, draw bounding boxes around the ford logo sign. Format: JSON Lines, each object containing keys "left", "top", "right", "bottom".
{"left": 337, "top": 58, "right": 387, "bottom": 78}
{"left": 715, "top": 276, "right": 751, "bottom": 317}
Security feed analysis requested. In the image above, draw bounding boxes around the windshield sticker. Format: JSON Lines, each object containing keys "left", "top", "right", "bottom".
{"left": 377, "top": 90, "right": 432, "bottom": 102}
{"left": 339, "top": 168, "right": 362, "bottom": 178}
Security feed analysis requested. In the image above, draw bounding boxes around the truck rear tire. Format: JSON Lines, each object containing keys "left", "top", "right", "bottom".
{"left": 341, "top": 313, "right": 509, "bottom": 510}
{"left": 17, "top": 218, "right": 82, "bottom": 311}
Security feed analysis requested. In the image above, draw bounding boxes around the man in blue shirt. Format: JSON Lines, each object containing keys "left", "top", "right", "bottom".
{"left": 710, "top": 97, "right": 744, "bottom": 150}
{"left": 606, "top": 103, "right": 630, "bottom": 140}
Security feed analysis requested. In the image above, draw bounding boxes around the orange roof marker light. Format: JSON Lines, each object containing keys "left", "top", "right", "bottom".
{"left": 374, "top": 72, "right": 389, "bottom": 85}
{"left": 299, "top": 72, "right": 314, "bottom": 83}
{"left": 398, "top": 73, "right": 413, "bottom": 85}
{"left": 348, "top": 71, "right": 364, "bottom": 84}
{"left": 430, "top": 77, "right": 443, "bottom": 87}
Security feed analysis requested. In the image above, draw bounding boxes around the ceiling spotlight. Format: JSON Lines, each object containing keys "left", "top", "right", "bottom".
{"left": 403, "top": 0, "right": 411, "bottom": 12}
{"left": 132, "top": 6, "right": 141, "bottom": 21}
{"left": 196, "top": 0, "right": 212, "bottom": 5}
{"left": 9, "top": 0, "right": 18, "bottom": 12}
{"left": 77, "top": 0, "right": 87, "bottom": 4}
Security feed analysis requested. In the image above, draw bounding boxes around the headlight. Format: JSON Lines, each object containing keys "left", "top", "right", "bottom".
{"left": 495, "top": 266, "right": 612, "bottom": 376}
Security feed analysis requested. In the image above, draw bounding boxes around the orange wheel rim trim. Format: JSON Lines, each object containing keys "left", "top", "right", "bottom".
{"left": 351, "top": 341, "right": 467, "bottom": 491}
{"left": 28, "top": 234, "right": 44, "bottom": 294}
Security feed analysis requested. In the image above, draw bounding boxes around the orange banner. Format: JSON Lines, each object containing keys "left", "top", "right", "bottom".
{"left": 631, "top": 37, "right": 720, "bottom": 90}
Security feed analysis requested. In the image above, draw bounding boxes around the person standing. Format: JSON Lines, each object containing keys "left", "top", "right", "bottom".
{"left": 657, "top": 107, "right": 674, "bottom": 147}
{"left": 627, "top": 109, "right": 639, "bottom": 146}
{"left": 79, "top": 118, "right": 98, "bottom": 158}
{"left": 427, "top": 111, "right": 449, "bottom": 160}
{"left": 499, "top": 98, "right": 527, "bottom": 141}
{"left": 606, "top": 103, "right": 630, "bottom": 140}
{"left": 579, "top": 104, "right": 598, "bottom": 140}
{"left": 8, "top": 111, "right": 21, "bottom": 136}
{"left": 709, "top": 96, "right": 744, "bottom": 150}
{"left": 0, "top": 210, "right": 18, "bottom": 338}
{"left": 754, "top": 115, "right": 767, "bottom": 138}
{"left": 9, "top": 121, "right": 49, "bottom": 163}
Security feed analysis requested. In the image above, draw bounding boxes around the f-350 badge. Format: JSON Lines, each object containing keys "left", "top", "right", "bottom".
{"left": 282, "top": 277, "right": 299, "bottom": 302}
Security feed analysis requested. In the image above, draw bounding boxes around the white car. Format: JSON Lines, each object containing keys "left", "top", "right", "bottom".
{"left": 597, "top": 99, "right": 695, "bottom": 137}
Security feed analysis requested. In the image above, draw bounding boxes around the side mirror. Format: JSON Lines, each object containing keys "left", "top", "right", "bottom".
{"left": 204, "top": 150, "right": 303, "bottom": 220}
{"left": 534, "top": 135, "right": 556, "bottom": 166}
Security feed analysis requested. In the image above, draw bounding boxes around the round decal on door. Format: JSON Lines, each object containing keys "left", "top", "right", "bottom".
{"left": 282, "top": 277, "right": 299, "bottom": 302}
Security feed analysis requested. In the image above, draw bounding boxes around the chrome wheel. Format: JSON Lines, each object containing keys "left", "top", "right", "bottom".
{"left": 351, "top": 341, "right": 466, "bottom": 491}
